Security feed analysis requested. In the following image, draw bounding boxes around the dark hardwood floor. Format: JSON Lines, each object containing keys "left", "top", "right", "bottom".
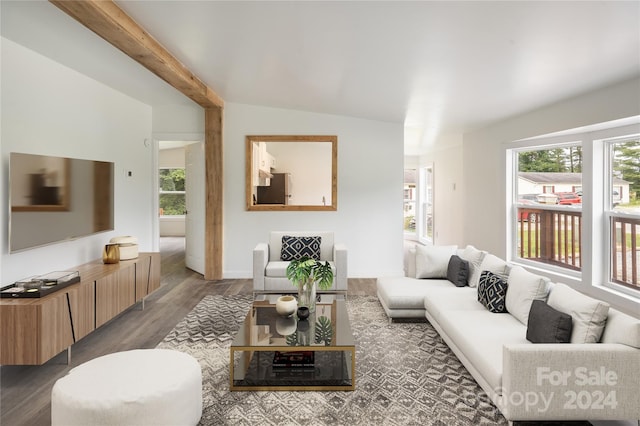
{"left": 0, "top": 237, "right": 377, "bottom": 426}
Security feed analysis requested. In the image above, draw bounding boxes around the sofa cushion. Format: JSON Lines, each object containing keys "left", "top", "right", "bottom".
{"left": 266, "top": 260, "right": 336, "bottom": 278}
{"left": 423, "top": 286, "right": 485, "bottom": 324}
{"left": 436, "top": 309, "right": 528, "bottom": 392}
{"left": 415, "top": 245, "right": 458, "bottom": 279}
{"left": 526, "top": 300, "right": 572, "bottom": 343}
{"left": 505, "top": 266, "right": 550, "bottom": 325}
{"left": 377, "top": 276, "right": 454, "bottom": 311}
{"left": 280, "top": 236, "right": 321, "bottom": 261}
{"left": 447, "top": 255, "right": 469, "bottom": 287}
{"left": 547, "top": 283, "right": 610, "bottom": 343}
{"left": 477, "top": 271, "right": 508, "bottom": 313}
{"left": 459, "top": 245, "right": 487, "bottom": 288}
{"left": 470, "top": 253, "right": 508, "bottom": 287}
{"left": 600, "top": 308, "right": 640, "bottom": 348}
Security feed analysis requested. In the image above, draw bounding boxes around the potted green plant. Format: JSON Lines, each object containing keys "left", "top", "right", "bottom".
{"left": 285, "top": 256, "right": 334, "bottom": 313}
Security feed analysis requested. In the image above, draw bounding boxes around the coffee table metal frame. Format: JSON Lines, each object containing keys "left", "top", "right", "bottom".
{"left": 230, "top": 298, "right": 355, "bottom": 391}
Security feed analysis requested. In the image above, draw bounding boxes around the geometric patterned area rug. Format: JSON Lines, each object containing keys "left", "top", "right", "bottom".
{"left": 158, "top": 295, "right": 509, "bottom": 425}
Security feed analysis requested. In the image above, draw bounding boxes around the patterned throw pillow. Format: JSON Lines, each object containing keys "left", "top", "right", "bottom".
{"left": 280, "top": 236, "right": 322, "bottom": 261}
{"left": 477, "top": 270, "right": 508, "bottom": 313}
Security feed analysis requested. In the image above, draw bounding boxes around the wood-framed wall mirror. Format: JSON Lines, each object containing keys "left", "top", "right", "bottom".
{"left": 246, "top": 135, "right": 337, "bottom": 211}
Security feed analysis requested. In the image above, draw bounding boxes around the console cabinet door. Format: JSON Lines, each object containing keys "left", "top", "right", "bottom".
{"left": 67, "top": 280, "right": 96, "bottom": 341}
{"left": 95, "top": 266, "right": 135, "bottom": 328}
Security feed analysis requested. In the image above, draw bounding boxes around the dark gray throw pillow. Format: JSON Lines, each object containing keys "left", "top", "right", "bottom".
{"left": 280, "top": 236, "right": 322, "bottom": 261}
{"left": 526, "top": 300, "right": 573, "bottom": 343}
{"left": 446, "top": 255, "right": 469, "bottom": 287}
{"left": 477, "top": 270, "right": 508, "bottom": 313}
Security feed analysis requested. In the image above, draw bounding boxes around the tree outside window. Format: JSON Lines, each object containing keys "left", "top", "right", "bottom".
{"left": 159, "top": 168, "right": 186, "bottom": 216}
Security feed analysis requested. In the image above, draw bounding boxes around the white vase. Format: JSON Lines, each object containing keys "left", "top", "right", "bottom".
{"left": 275, "top": 295, "right": 298, "bottom": 317}
{"left": 276, "top": 316, "right": 297, "bottom": 336}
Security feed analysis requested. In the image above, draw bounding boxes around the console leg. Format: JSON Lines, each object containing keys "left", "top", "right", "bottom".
{"left": 66, "top": 346, "right": 71, "bottom": 365}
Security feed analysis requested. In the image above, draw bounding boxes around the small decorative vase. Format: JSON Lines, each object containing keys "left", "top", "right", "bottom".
{"left": 275, "top": 295, "right": 297, "bottom": 317}
{"left": 102, "top": 243, "right": 120, "bottom": 264}
{"left": 297, "top": 279, "right": 317, "bottom": 313}
{"left": 297, "top": 306, "right": 310, "bottom": 320}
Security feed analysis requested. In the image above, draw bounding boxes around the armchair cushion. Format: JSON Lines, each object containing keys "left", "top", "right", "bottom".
{"left": 280, "top": 235, "right": 322, "bottom": 261}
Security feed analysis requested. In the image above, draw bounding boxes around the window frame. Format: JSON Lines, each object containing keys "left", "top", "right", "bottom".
{"left": 509, "top": 140, "right": 584, "bottom": 279}
{"left": 604, "top": 135, "right": 640, "bottom": 297}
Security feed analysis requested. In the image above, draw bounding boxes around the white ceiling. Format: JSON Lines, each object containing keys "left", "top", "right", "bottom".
{"left": 2, "top": 1, "right": 639, "bottom": 154}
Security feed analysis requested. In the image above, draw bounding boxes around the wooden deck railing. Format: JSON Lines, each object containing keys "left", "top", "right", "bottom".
{"left": 611, "top": 215, "right": 640, "bottom": 289}
{"left": 518, "top": 208, "right": 640, "bottom": 289}
{"left": 517, "top": 207, "right": 582, "bottom": 270}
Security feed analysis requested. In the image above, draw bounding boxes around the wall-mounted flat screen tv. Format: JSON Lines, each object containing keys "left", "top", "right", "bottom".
{"left": 9, "top": 152, "right": 114, "bottom": 252}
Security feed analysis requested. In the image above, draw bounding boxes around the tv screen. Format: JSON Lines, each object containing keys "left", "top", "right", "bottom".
{"left": 9, "top": 152, "right": 114, "bottom": 252}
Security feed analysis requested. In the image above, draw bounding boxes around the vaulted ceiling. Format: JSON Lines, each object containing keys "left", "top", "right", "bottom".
{"left": 2, "top": 1, "right": 639, "bottom": 154}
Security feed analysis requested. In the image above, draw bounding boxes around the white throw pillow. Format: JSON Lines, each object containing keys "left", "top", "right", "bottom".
{"left": 547, "top": 283, "right": 610, "bottom": 343}
{"left": 459, "top": 245, "right": 487, "bottom": 288}
{"left": 415, "top": 245, "right": 458, "bottom": 279}
{"left": 469, "top": 253, "right": 508, "bottom": 288}
{"left": 505, "top": 266, "right": 551, "bottom": 325}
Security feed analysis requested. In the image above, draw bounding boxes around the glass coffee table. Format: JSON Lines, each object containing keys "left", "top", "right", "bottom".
{"left": 230, "top": 296, "right": 355, "bottom": 391}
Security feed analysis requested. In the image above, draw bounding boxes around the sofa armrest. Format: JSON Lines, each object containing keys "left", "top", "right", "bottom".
{"left": 334, "top": 243, "right": 348, "bottom": 291}
{"left": 253, "top": 243, "right": 269, "bottom": 292}
{"left": 501, "top": 343, "right": 640, "bottom": 421}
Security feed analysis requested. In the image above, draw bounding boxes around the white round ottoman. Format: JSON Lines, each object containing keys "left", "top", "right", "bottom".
{"left": 51, "top": 349, "right": 202, "bottom": 426}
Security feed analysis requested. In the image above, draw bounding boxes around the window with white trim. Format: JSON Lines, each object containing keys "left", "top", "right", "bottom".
{"left": 420, "top": 165, "right": 434, "bottom": 243}
{"left": 513, "top": 144, "right": 583, "bottom": 272}
{"left": 606, "top": 136, "right": 640, "bottom": 293}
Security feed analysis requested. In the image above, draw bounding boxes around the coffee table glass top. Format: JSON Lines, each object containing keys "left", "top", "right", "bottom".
{"left": 230, "top": 298, "right": 355, "bottom": 391}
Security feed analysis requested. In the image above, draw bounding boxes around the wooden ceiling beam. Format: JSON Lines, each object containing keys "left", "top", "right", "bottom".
{"left": 49, "top": 0, "right": 224, "bottom": 109}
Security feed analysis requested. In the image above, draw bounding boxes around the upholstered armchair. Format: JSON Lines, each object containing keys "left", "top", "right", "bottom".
{"left": 253, "top": 231, "right": 347, "bottom": 295}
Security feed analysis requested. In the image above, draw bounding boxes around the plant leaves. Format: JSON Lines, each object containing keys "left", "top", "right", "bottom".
{"left": 314, "top": 316, "right": 333, "bottom": 346}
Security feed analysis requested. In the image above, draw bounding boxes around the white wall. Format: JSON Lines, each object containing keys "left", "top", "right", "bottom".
{"left": 224, "top": 103, "right": 405, "bottom": 278}
{"left": 420, "top": 134, "right": 465, "bottom": 246}
{"left": 1, "top": 38, "right": 154, "bottom": 284}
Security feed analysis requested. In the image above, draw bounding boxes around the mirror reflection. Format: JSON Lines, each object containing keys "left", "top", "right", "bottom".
{"left": 246, "top": 135, "right": 337, "bottom": 211}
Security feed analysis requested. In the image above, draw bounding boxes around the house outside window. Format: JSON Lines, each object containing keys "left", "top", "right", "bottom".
{"left": 513, "top": 144, "right": 583, "bottom": 272}
{"left": 159, "top": 168, "right": 186, "bottom": 216}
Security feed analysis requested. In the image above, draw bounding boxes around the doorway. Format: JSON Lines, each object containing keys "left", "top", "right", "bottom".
{"left": 158, "top": 140, "right": 205, "bottom": 275}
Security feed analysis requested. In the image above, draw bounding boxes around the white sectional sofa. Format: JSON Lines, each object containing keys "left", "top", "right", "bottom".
{"left": 376, "top": 245, "right": 640, "bottom": 423}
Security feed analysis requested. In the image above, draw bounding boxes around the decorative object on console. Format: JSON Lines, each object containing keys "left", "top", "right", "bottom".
{"left": 275, "top": 295, "right": 298, "bottom": 317}
{"left": 109, "top": 236, "right": 139, "bottom": 260}
{"left": 0, "top": 271, "right": 80, "bottom": 298}
{"left": 102, "top": 243, "right": 120, "bottom": 264}
{"left": 286, "top": 256, "right": 333, "bottom": 313}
